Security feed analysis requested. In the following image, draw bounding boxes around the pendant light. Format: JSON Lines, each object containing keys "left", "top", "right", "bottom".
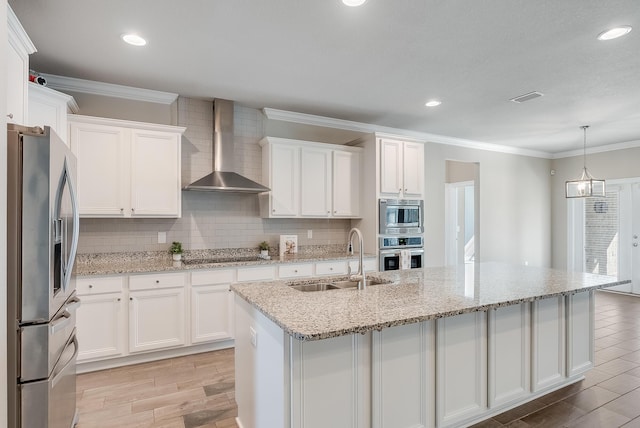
{"left": 565, "top": 126, "right": 605, "bottom": 198}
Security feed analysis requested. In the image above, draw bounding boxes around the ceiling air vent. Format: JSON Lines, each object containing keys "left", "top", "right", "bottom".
{"left": 510, "top": 91, "right": 544, "bottom": 103}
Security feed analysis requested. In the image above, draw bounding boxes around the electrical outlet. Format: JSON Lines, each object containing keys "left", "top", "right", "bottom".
{"left": 307, "top": 230, "right": 313, "bottom": 239}
{"left": 250, "top": 327, "right": 257, "bottom": 348}
{"left": 158, "top": 232, "right": 167, "bottom": 244}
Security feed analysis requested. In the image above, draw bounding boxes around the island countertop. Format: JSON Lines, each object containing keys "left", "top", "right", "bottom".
{"left": 231, "top": 262, "right": 629, "bottom": 341}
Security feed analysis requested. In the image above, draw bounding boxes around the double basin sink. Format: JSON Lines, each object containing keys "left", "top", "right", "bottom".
{"left": 289, "top": 276, "right": 390, "bottom": 292}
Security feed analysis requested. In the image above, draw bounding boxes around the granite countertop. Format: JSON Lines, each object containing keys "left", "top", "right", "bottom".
{"left": 231, "top": 262, "right": 630, "bottom": 341}
{"left": 75, "top": 248, "right": 376, "bottom": 276}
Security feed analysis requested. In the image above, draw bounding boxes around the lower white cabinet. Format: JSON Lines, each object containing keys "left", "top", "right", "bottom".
{"left": 76, "top": 287, "right": 127, "bottom": 362}
{"left": 191, "top": 269, "right": 236, "bottom": 344}
{"left": 129, "top": 287, "right": 186, "bottom": 353}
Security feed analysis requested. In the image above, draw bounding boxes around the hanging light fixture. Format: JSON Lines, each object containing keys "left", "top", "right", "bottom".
{"left": 565, "top": 125, "right": 605, "bottom": 198}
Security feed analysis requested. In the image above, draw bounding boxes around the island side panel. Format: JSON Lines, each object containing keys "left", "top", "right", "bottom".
{"left": 371, "top": 320, "right": 435, "bottom": 428}
{"left": 488, "top": 303, "right": 531, "bottom": 408}
{"left": 289, "top": 333, "right": 371, "bottom": 428}
{"left": 531, "top": 295, "right": 566, "bottom": 391}
{"left": 566, "top": 291, "right": 595, "bottom": 376}
{"left": 235, "top": 296, "right": 285, "bottom": 428}
{"left": 436, "top": 311, "right": 488, "bottom": 427}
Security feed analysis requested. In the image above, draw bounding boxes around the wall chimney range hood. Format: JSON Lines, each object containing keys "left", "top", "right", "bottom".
{"left": 184, "top": 99, "right": 270, "bottom": 193}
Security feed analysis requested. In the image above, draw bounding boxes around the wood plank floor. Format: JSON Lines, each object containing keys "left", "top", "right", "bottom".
{"left": 76, "top": 290, "right": 640, "bottom": 428}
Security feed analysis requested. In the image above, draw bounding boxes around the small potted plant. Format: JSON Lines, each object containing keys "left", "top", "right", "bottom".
{"left": 258, "top": 241, "right": 270, "bottom": 258}
{"left": 170, "top": 241, "right": 183, "bottom": 261}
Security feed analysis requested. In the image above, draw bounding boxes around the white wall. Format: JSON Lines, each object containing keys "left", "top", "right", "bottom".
{"left": 1, "top": 0, "right": 9, "bottom": 424}
{"left": 551, "top": 146, "right": 640, "bottom": 269}
{"left": 425, "top": 143, "right": 552, "bottom": 267}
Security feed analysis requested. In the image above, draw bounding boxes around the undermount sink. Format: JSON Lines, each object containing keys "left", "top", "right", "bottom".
{"left": 288, "top": 277, "right": 391, "bottom": 292}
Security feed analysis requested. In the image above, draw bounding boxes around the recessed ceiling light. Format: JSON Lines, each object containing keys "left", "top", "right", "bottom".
{"left": 121, "top": 33, "right": 147, "bottom": 46}
{"left": 342, "top": 0, "right": 367, "bottom": 6}
{"left": 597, "top": 26, "right": 632, "bottom": 41}
{"left": 425, "top": 100, "right": 441, "bottom": 107}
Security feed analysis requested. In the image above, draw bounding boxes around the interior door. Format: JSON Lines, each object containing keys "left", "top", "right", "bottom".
{"left": 580, "top": 182, "right": 640, "bottom": 294}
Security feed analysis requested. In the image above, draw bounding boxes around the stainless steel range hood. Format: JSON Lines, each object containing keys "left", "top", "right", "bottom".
{"left": 183, "top": 99, "right": 270, "bottom": 193}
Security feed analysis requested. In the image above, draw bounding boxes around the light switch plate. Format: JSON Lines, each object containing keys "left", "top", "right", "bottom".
{"left": 158, "top": 232, "right": 167, "bottom": 244}
{"left": 307, "top": 230, "right": 313, "bottom": 239}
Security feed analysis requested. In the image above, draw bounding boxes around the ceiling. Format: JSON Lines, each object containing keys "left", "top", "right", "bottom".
{"left": 9, "top": 0, "right": 640, "bottom": 154}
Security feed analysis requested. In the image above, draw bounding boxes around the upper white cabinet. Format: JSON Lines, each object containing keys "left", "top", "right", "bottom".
{"left": 28, "top": 83, "right": 78, "bottom": 144}
{"left": 379, "top": 138, "right": 424, "bottom": 198}
{"left": 260, "top": 137, "right": 362, "bottom": 219}
{"left": 6, "top": 5, "right": 36, "bottom": 125}
{"left": 68, "top": 115, "right": 185, "bottom": 218}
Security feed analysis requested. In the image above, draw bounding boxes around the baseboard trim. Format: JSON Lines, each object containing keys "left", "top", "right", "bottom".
{"left": 77, "top": 340, "right": 234, "bottom": 374}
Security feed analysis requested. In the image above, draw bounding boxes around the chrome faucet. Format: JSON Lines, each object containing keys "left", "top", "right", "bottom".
{"left": 347, "top": 227, "right": 366, "bottom": 290}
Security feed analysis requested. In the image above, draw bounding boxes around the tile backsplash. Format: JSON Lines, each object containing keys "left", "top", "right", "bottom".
{"left": 77, "top": 97, "right": 351, "bottom": 254}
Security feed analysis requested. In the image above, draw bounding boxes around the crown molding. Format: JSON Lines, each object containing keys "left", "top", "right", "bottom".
{"left": 553, "top": 139, "right": 640, "bottom": 159}
{"left": 263, "top": 107, "right": 553, "bottom": 159}
{"left": 7, "top": 5, "right": 36, "bottom": 55}
{"left": 40, "top": 73, "right": 178, "bottom": 104}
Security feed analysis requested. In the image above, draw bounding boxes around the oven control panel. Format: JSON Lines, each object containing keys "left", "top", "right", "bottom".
{"left": 379, "top": 236, "right": 423, "bottom": 249}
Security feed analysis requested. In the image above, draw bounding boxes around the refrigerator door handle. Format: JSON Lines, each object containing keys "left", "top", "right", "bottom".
{"left": 66, "top": 157, "right": 80, "bottom": 280}
{"left": 66, "top": 296, "right": 81, "bottom": 310}
{"left": 50, "top": 309, "right": 72, "bottom": 335}
{"left": 51, "top": 333, "right": 78, "bottom": 389}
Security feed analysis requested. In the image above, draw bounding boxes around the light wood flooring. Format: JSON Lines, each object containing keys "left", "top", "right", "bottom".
{"left": 76, "top": 290, "right": 640, "bottom": 428}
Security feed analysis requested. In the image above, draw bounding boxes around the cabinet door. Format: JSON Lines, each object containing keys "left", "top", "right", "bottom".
{"left": 300, "top": 148, "right": 331, "bottom": 217}
{"left": 70, "top": 123, "right": 129, "bottom": 217}
{"left": 76, "top": 293, "right": 127, "bottom": 361}
{"left": 402, "top": 142, "right": 424, "bottom": 198}
{"left": 6, "top": 42, "right": 28, "bottom": 125}
{"left": 270, "top": 144, "right": 299, "bottom": 216}
{"left": 191, "top": 284, "right": 234, "bottom": 344}
{"left": 379, "top": 139, "right": 402, "bottom": 196}
{"left": 532, "top": 296, "right": 566, "bottom": 391}
{"left": 332, "top": 150, "right": 361, "bottom": 217}
{"left": 130, "top": 129, "right": 181, "bottom": 217}
{"left": 129, "top": 288, "right": 185, "bottom": 353}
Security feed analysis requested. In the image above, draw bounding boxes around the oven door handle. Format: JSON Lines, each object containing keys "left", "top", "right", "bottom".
{"left": 51, "top": 333, "right": 78, "bottom": 388}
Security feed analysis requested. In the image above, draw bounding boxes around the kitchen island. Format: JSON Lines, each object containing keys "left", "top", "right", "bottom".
{"left": 231, "top": 263, "right": 629, "bottom": 428}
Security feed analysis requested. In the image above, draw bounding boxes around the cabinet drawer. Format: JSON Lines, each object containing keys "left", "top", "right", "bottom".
{"left": 236, "top": 266, "right": 276, "bottom": 282}
{"left": 349, "top": 258, "right": 378, "bottom": 273}
{"left": 77, "top": 276, "right": 124, "bottom": 295}
{"left": 191, "top": 269, "right": 235, "bottom": 286}
{"left": 315, "top": 261, "right": 348, "bottom": 276}
{"left": 129, "top": 272, "right": 185, "bottom": 291}
{"left": 278, "top": 263, "right": 313, "bottom": 279}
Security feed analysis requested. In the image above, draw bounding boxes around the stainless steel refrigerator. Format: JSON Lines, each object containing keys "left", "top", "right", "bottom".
{"left": 7, "top": 124, "right": 80, "bottom": 428}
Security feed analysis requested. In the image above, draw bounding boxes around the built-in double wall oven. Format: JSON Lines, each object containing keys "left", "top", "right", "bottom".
{"left": 378, "top": 199, "right": 425, "bottom": 271}
{"left": 379, "top": 236, "right": 424, "bottom": 271}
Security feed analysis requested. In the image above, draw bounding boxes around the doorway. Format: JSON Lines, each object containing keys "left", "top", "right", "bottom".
{"left": 445, "top": 161, "right": 479, "bottom": 266}
{"left": 568, "top": 179, "right": 640, "bottom": 294}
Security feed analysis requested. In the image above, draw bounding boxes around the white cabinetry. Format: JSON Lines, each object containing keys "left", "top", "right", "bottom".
{"left": 372, "top": 321, "right": 435, "bottom": 428}
{"left": 128, "top": 272, "right": 186, "bottom": 353}
{"left": 531, "top": 295, "right": 566, "bottom": 391}
{"left": 76, "top": 276, "right": 127, "bottom": 362}
{"left": 436, "top": 311, "right": 487, "bottom": 427}
{"left": 566, "top": 291, "right": 595, "bottom": 376}
{"left": 488, "top": 303, "right": 531, "bottom": 408}
{"left": 191, "top": 270, "right": 235, "bottom": 344}
{"left": 69, "top": 115, "right": 185, "bottom": 218}
{"left": 379, "top": 138, "right": 424, "bottom": 198}
{"left": 28, "top": 83, "right": 78, "bottom": 144}
{"left": 260, "top": 137, "right": 362, "bottom": 218}
{"left": 300, "top": 147, "right": 331, "bottom": 216}
{"left": 6, "top": 5, "right": 36, "bottom": 125}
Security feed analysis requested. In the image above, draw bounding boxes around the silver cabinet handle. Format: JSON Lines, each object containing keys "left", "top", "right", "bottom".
{"left": 117, "top": 298, "right": 121, "bottom": 301}
{"left": 89, "top": 284, "right": 93, "bottom": 288}
{"left": 6, "top": 113, "right": 13, "bottom": 119}
{"left": 130, "top": 297, "right": 133, "bottom": 301}
{"left": 155, "top": 280, "right": 160, "bottom": 283}
{"left": 634, "top": 243, "right": 638, "bottom": 247}
{"left": 120, "top": 208, "right": 124, "bottom": 213}
{"left": 131, "top": 208, "right": 135, "bottom": 213}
